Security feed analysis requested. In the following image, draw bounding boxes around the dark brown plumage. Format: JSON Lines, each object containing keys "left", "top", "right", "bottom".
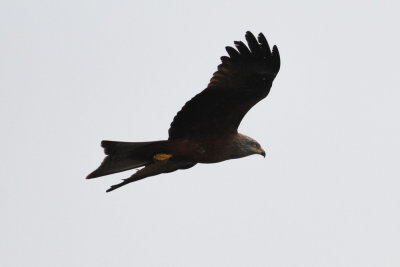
{"left": 87, "top": 31, "right": 280, "bottom": 192}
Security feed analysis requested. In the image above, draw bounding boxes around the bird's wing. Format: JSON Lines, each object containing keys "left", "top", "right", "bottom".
{"left": 168, "top": 31, "right": 280, "bottom": 140}
{"left": 106, "top": 160, "right": 196, "bottom": 192}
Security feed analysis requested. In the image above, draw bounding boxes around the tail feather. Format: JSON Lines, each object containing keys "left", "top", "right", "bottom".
{"left": 87, "top": 140, "right": 169, "bottom": 179}
{"left": 101, "top": 140, "right": 168, "bottom": 154}
{"left": 87, "top": 155, "right": 149, "bottom": 179}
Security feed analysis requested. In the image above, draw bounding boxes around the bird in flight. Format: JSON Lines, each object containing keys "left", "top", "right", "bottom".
{"left": 87, "top": 31, "right": 280, "bottom": 192}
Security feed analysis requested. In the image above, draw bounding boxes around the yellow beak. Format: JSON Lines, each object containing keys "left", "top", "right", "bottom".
{"left": 255, "top": 147, "right": 266, "bottom": 157}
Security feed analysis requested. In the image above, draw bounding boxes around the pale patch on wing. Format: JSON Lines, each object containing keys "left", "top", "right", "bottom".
{"left": 153, "top": 153, "right": 173, "bottom": 161}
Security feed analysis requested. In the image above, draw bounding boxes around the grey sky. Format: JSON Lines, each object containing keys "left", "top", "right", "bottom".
{"left": 1, "top": 0, "right": 400, "bottom": 266}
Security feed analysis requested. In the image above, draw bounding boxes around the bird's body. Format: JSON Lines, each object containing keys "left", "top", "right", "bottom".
{"left": 87, "top": 31, "right": 280, "bottom": 192}
{"left": 168, "top": 133, "right": 262, "bottom": 163}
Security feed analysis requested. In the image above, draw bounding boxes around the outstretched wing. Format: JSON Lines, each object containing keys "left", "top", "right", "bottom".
{"left": 168, "top": 31, "right": 280, "bottom": 140}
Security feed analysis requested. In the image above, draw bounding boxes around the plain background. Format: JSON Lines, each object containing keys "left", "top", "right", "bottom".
{"left": 1, "top": 0, "right": 399, "bottom": 266}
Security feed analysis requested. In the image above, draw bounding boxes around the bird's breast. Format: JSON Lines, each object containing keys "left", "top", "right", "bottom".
{"left": 170, "top": 136, "right": 237, "bottom": 163}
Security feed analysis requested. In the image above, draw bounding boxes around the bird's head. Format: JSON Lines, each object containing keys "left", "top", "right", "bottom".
{"left": 238, "top": 135, "right": 266, "bottom": 158}
{"left": 249, "top": 140, "right": 266, "bottom": 158}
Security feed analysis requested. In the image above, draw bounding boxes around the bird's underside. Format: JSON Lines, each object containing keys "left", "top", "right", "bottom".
{"left": 87, "top": 31, "right": 280, "bottom": 192}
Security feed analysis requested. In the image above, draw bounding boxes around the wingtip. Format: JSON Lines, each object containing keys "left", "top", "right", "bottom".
{"left": 106, "top": 182, "right": 124, "bottom": 193}
{"left": 272, "top": 45, "right": 281, "bottom": 73}
{"left": 105, "top": 187, "right": 113, "bottom": 193}
{"left": 272, "top": 45, "right": 279, "bottom": 53}
{"left": 106, "top": 184, "right": 118, "bottom": 193}
{"left": 245, "top": 31, "right": 255, "bottom": 38}
{"left": 225, "top": 46, "right": 240, "bottom": 59}
{"left": 220, "top": 56, "right": 231, "bottom": 64}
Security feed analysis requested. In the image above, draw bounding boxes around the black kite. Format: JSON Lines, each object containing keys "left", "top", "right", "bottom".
{"left": 87, "top": 31, "right": 280, "bottom": 192}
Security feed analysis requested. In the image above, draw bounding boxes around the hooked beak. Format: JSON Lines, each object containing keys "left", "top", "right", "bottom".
{"left": 255, "top": 147, "right": 266, "bottom": 158}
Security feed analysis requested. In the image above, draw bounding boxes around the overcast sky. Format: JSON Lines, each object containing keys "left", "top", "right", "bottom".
{"left": 1, "top": 0, "right": 400, "bottom": 266}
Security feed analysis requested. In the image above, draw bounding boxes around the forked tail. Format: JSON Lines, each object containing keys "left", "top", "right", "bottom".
{"left": 87, "top": 140, "right": 169, "bottom": 179}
